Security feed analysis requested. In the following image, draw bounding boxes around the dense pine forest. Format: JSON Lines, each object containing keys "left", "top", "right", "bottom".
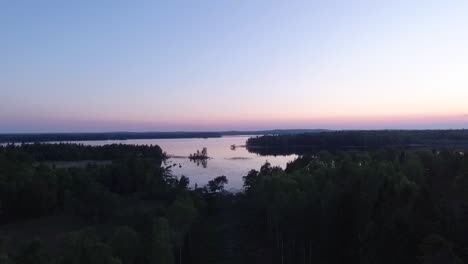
{"left": 0, "top": 144, "right": 232, "bottom": 264}
{"left": 241, "top": 149, "right": 468, "bottom": 263}
{"left": 1, "top": 131, "right": 468, "bottom": 263}
{"left": 246, "top": 130, "right": 468, "bottom": 155}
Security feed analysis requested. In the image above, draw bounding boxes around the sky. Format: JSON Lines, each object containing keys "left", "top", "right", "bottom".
{"left": 1, "top": 0, "right": 468, "bottom": 132}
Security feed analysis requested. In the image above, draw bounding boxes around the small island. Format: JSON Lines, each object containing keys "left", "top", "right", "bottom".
{"left": 189, "top": 147, "right": 209, "bottom": 159}
{"left": 189, "top": 147, "right": 209, "bottom": 168}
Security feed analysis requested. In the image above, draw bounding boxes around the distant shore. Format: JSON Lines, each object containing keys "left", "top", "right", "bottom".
{"left": 0, "top": 129, "right": 327, "bottom": 143}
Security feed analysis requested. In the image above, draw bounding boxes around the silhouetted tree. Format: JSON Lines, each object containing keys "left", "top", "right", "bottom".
{"left": 207, "top": 176, "right": 228, "bottom": 193}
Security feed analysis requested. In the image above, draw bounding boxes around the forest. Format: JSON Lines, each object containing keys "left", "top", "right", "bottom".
{"left": 240, "top": 148, "right": 468, "bottom": 263}
{"left": 0, "top": 143, "right": 233, "bottom": 264}
{"left": 1, "top": 132, "right": 468, "bottom": 263}
{"left": 246, "top": 130, "right": 468, "bottom": 155}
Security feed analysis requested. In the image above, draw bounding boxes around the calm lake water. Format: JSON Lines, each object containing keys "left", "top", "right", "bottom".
{"left": 49, "top": 136, "right": 297, "bottom": 191}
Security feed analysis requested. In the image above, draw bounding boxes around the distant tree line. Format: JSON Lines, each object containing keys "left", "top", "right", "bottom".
{"left": 0, "top": 132, "right": 222, "bottom": 143}
{"left": 246, "top": 130, "right": 468, "bottom": 155}
{"left": 2, "top": 143, "right": 165, "bottom": 162}
{"left": 0, "top": 130, "right": 330, "bottom": 143}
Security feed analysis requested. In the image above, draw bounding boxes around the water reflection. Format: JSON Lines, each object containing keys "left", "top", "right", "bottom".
{"left": 246, "top": 145, "right": 318, "bottom": 156}
{"left": 4, "top": 136, "right": 297, "bottom": 190}
{"left": 190, "top": 158, "right": 208, "bottom": 168}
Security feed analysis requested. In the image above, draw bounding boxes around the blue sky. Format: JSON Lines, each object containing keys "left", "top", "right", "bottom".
{"left": 1, "top": 0, "right": 468, "bottom": 132}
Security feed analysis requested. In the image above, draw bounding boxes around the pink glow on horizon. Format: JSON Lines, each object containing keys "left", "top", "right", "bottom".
{"left": 66, "top": 114, "right": 468, "bottom": 131}
{"left": 1, "top": 108, "right": 467, "bottom": 133}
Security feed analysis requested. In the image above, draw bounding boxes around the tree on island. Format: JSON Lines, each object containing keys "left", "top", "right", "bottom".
{"left": 189, "top": 147, "right": 208, "bottom": 159}
{"left": 189, "top": 147, "right": 209, "bottom": 168}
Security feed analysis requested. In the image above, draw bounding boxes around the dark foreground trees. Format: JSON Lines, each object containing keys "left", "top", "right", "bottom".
{"left": 241, "top": 149, "right": 468, "bottom": 264}
{"left": 3, "top": 142, "right": 468, "bottom": 264}
{"left": 0, "top": 144, "right": 226, "bottom": 264}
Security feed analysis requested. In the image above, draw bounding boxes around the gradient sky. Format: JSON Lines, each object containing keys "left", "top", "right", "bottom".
{"left": 1, "top": 0, "right": 468, "bottom": 132}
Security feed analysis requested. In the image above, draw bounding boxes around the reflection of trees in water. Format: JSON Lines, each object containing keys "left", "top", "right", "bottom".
{"left": 190, "top": 158, "right": 207, "bottom": 168}
{"left": 247, "top": 145, "right": 376, "bottom": 156}
{"left": 246, "top": 145, "right": 439, "bottom": 156}
{"left": 246, "top": 146, "right": 307, "bottom": 156}
{"left": 189, "top": 147, "right": 209, "bottom": 168}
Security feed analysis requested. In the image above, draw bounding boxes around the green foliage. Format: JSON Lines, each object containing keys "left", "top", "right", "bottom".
{"left": 0, "top": 144, "right": 169, "bottom": 223}
{"left": 0, "top": 143, "right": 204, "bottom": 264}
{"left": 109, "top": 226, "right": 141, "bottom": 264}
{"left": 4, "top": 140, "right": 468, "bottom": 263}
{"left": 419, "top": 234, "right": 462, "bottom": 264}
{"left": 15, "top": 239, "right": 49, "bottom": 264}
{"left": 207, "top": 176, "right": 228, "bottom": 193}
{"left": 0, "top": 240, "right": 13, "bottom": 264}
{"left": 0, "top": 254, "right": 13, "bottom": 264}
{"left": 150, "top": 217, "right": 174, "bottom": 264}
{"left": 242, "top": 169, "right": 259, "bottom": 192}
{"left": 60, "top": 228, "right": 121, "bottom": 264}
{"left": 168, "top": 196, "right": 198, "bottom": 247}
{"left": 5, "top": 143, "right": 164, "bottom": 162}
{"left": 247, "top": 130, "right": 468, "bottom": 155}
{"left": 242, "top": 149, "right": 468, "bottom": 263}
{"left": 71, "top": 178, "right": 119, "bottom": 223}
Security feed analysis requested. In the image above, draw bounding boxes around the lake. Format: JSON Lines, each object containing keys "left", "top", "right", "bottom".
{"left": 47, "top": 136, "right": 297, "bottom": 191}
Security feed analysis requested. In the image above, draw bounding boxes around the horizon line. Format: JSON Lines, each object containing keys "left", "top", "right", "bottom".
{"left": 2, "top": 128, "right": 468, "bottom": 135}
